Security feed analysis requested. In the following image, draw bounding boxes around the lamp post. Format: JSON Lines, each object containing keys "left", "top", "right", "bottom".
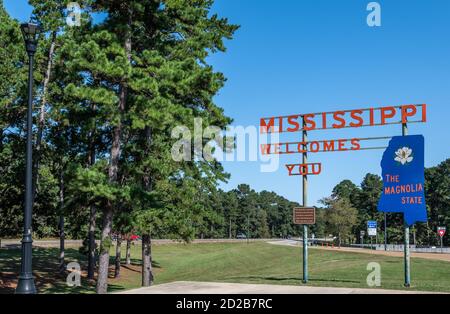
{"left": 16, "top": 21, "right": 41, "bottom": 294}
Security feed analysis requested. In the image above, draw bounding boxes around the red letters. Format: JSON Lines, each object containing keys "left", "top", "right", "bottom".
{"left": 303, "top": 114, "right": 316, "bottom": 131}
{"left": 261, "top": 138, "right": 364, "bottom": 155}
{"left": 323, "top": 141, "right": 335, "bottom": 152}
{"left": 338, "top": 139, "right": 347, "bottom": 151}
{"left": 260, "top": 118, "right": 275, "bottom": 133}
{"left": 260, "top": 105, "right": 427, "bottom": 180}
{"left": 350, "top": 110, "right": 364, "bottom": 127}
{"left": 332, "top": 111, "right": 346, "bottom": 128}
{"left": 401, "top": 105, "right": 417, "bottom": 123}
{"left": 351, "top": 138, "right": 361, "bottom": 150}
{"left": 287, "top": 115, "right": 300, "bottom": 132}
{"left": 286, "top": 163, "right": 322, "bottom": 176}
{"left": 421, "top": 104, "right": 427, "bottom": 122}
{"left": 261, "top": 105, "right": 425, "bottom": 133}
{"left": 381, "top": 106, "right": 396, "bottom": 125}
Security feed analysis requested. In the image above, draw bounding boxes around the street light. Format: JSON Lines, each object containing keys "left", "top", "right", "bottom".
{"left": 16, "top": 20, "right": 41, "bottom": 294}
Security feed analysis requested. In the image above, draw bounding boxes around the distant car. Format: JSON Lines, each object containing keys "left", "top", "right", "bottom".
{"left": 236, "top": 233, "right": 247, "bottom": 239}
{"left": 130, "top": 235, "right": 140, "bottom": 241}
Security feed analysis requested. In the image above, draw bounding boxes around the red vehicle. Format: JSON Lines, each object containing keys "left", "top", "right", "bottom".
{"left": 129, "top": 234, "right": 140, "bottom": 241}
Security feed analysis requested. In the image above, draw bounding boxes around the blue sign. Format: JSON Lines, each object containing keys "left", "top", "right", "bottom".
{"left": 367, "top": 220, "right": 377, "bottom": 236}
{"left": 377, "top": 135, "right": 427, "bottom": 226}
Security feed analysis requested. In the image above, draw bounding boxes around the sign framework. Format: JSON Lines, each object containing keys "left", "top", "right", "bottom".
{"left": 259, "top": 104, "right": 427, "bottom": 287}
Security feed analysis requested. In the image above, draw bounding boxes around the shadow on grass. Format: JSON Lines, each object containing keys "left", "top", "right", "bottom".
{"left": 1, "top": 247, "right": 94, "bottom": 294}
{"left": 229, "top": 276, "right": 360, "bottom": 284}
{"left": 128, "top": 258, "right": 161, "bottom": 269}
{"left": 1, "top": 247, "right": 160, "bottom": 294}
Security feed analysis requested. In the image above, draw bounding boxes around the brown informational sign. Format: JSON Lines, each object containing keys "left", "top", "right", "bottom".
{"left": 293, "top": 207, "right": 316, "bottom": 225}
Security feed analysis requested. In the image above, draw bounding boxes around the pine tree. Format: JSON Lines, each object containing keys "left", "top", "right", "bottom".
{"left": 0, "top": 0, "right": 27, "bottom": 237}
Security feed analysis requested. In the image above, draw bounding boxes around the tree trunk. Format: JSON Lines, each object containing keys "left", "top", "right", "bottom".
{"left": 142, "top": 234, "right": 153, "bottom": 286}
{"left": 96, "top": 6, "right": 131, "bottom": 293}
{"left": 33, "top": 31, "right": 57, "bottom": 201}
{"left": 87, "top": 205, "right": 97, "bottom": 280}
{"left": 96, "top": 120, "right": 122, "bottom": 293}
{"left": 126, "top": 238, "right": 131, "bottom": 265}
{"left": 141, "top": 127, "right": 154, "bottom": 286}
{"left": 96, "top": 207, "right": 113, "bottom": 294}
{"left": 58, "top": 169, "right": 65, "bottom": 273}
{"left": 114, "top": 237, "right": 122, "bottom": 278}
{"left": 87, "top": 104, "right": 97, "bottom": 280}
{"left": 59, "top": 215, "right": 65, "bottom": 273}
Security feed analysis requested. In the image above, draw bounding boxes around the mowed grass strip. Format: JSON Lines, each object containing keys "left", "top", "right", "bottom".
{"left": 1, "top": 242, "right": 450, "bottom": 293}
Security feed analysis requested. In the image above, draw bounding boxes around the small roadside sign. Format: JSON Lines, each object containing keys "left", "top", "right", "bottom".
{"left": 438, "top": 227, "right": 446, "bottom": 238}
{"left": 293, "top": 207, "right": 315, "bottom": 225}
{"left": 367, "top": 221, "right": 377, "bottom": 237}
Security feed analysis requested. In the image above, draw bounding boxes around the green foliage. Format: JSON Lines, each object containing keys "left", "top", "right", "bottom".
{"left": 100, "top": 236, "right": 112, "bottom": 255}
{"left": 324, "top": 160, "right": 450, "bottom": 246}
{"left": 0, "top": 0, "right": 448, "bottom": 260}
{"left": 321, "top": 196, "right": 358, "bottom": 245}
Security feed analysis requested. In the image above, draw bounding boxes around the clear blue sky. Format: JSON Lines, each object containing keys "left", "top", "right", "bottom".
{"left": 5, "top": 0, "right": 450, "bottom": 206}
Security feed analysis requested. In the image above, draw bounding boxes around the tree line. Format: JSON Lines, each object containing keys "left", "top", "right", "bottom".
{"left": 314, "top": 158, "right": 450, "bottom": 248}
{"left": 0, "top": 0, "right": 240, "bottom": 293}
{"left": 1, "top": 0, "right": 448, "bottom": 294}
{"left": 0, "top": 0, "right": 302, "bottom": 294}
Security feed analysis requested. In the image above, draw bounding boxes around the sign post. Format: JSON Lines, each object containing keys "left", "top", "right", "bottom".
{"left": 360, "top": 230, "right": 365, "bottom": 248}
{"left": 302, "top": 117, "right": 308, "bottom": 284}
{"left": 384, "top": 213, "right": 388, "bottom": 251}
{"left": 378, "top": 130, "right": 427, "bottom": 287}
{"left": 293, "top": 206, "right": 315, "bottom": 283}
{"left": 402, "top": 122, "right": 411, "bottom": 287}
{"left": 438, "top": 227, "right": 446, "bottom": 253}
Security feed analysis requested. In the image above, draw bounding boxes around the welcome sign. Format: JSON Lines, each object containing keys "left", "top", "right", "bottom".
{"left": 260, "top": 105, "right": 428, "bottom": 287}
{"left": 377, "top": 135, "right": 427, "bottom": 226}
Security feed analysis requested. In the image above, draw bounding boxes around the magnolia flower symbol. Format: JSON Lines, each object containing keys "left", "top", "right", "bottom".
{"left": 394, "top": 147, "right": 413, "bottom": 165}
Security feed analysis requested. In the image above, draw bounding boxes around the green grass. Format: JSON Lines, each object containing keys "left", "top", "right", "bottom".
{"left": 1, "top": 242, "right": 450, "bottom": 293}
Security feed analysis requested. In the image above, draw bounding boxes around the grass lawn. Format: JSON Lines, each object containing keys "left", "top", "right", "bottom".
{"left": 1, "top": 242, "right": 450, "bottom": 293}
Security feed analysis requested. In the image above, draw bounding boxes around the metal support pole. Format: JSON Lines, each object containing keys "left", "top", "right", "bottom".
{"left": 402, "top": 120, "right": 411, "bottom": 288}
{"left": 247, "top": 213, "right": 250, "bottom": 245}
{"left": 59, "top": 215, "right": 65, "bottom": 272}
{"left": 302, "top": 117, "right": 308, "bottom": 284}
{"left": 384, "top": 212, "right": 388, "bottom": 251}
{"left": 16, "top": 52, "right": 37, "bottom": 294}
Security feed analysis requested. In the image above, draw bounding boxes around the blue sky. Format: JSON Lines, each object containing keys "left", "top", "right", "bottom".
{"left": 4, "top": 0, "right": 450, "bottom": 206}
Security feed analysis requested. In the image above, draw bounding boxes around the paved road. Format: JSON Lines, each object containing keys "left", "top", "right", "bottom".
{"left": 0, "top": 238, "right": 276, "bottom": 249}
{"left": 116, "top": 281, "right": 436, "bottom": 294}
{"left": 268, "top": 240, "right": 450, "bottom": 262}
